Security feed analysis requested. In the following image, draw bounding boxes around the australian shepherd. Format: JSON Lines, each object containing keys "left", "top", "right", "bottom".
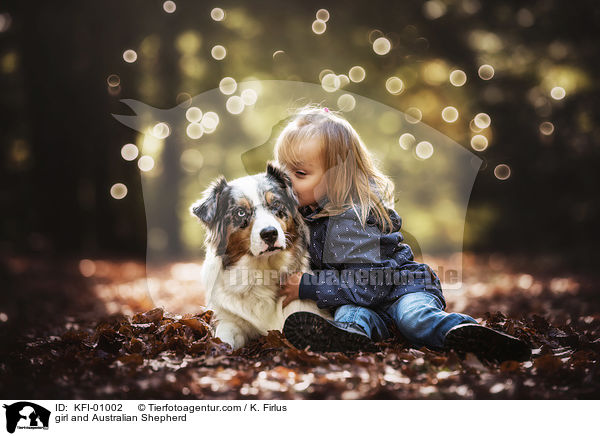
{"left": 190, "top": 161, "right": 331, "bottom": 349}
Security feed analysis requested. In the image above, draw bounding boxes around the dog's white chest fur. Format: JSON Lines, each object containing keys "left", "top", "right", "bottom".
{"left": 201, "top": 248, "right": 329, "bottom": 349}
{"left": 209, "top": 254, "right": 289, "bottom": 333}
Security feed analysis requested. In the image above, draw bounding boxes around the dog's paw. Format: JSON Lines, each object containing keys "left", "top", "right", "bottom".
{"left": 215, "top": 324, "right": 247, "bottom": 350}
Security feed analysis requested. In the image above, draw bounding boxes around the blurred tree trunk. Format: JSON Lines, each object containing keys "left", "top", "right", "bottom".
{"left": 157, "top": 23, "right": 182, "bottom": 256}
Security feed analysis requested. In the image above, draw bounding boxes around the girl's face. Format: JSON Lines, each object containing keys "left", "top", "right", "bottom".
{"left": 286, "top": 137, "right": 328, "bottom": 208}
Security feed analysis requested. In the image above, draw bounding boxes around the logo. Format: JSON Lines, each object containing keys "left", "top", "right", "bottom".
{"left": 3, "top": 402, "right": 50, "bottom": 434}
{"left": 112, "top": 80, "right": 481, "bottom": 303}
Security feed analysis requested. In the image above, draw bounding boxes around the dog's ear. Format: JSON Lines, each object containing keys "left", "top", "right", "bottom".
{"left": 266, "top": 160, "right": 299, "bottom": 207}
{"left": 190, "top": 175, "right": 229, "bottom": 226}
{"left": 266, "top": 160, "right": 291, "bottom": 189}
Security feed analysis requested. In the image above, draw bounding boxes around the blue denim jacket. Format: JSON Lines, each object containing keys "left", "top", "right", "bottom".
{"left": 297, "top": 196, "right": 446, "bottom": 314}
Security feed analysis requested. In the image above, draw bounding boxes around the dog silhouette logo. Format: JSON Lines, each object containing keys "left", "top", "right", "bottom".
{"left": 112, "top": 80, "right": 482, "bottom": 295}
{"left": 3, "top": 402, "right": 50, "bottom": 433}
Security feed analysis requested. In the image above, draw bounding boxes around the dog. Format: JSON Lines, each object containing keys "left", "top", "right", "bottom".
{"left": 190, "top": 161, "right": 331, "bottom": 349}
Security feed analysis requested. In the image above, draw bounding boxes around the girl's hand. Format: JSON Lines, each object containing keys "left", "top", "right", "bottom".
{"left": 279, "top": 272, "right": 303, "bottom": 307}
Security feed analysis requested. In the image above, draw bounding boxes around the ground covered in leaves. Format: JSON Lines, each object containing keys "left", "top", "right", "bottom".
{"left": 1, "top": 253, "right": 599, "bottom": 399}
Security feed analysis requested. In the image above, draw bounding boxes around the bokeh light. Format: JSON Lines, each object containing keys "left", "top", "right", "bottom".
{"left": 550, "top": 86, "right": 566, "bottom": 100}
{"left": 338, "top": 74, "right": 350, "bottom": 88}
{"left": 469, "top": 30, "right": 502, "bottom": 53}
{"left": 316, "top": 9, "right": 330, "bottom": 22}
{"left": 180, "top": 149, "right": 204, "bottom": 173}
{"left": 405, "top": 107, "right": 422, "bottom": 124}
{"left": 211, "top": 45, "right": 226, "bottom": 60}
{"left": 121, "top": 143, "right": 139, "bottom": 161}
{"left": 176, "top": 93, "right": 193, "bottom": 107}
{"left": 474, "top": 113, "right": 491, "bottom": 129}
{"left": 368, "top": 29, "right": 384, "bottom": 44}
{"left": 211, "top": 8, "right": 225, "bottom": 21}
{"left": 373, "top": 37, "right": 391, "bottom": 55}
{"left": 423, "top": 1, "right": 447, "bottom": 19}
{"left": 110, "top": 183, "right": 127, "bottom": 199}
{"left": 469, "top": 119, "right": 483, "bottom": 133}
{"left": 321, "top": 73, "right": 341, "bottom": 92}
{"left": 107, "top": 74, "right": 120, "bottom": 87}
{"left": 415, "top": 141, "right": 434, "bottom": 159}
{"left": 449, "top": 70, "right": 467, "bottom": 87}
{"left": 540, "top": 121, "right": 555, "bottom": 135}
{"left": 399, "top": 133, "right": 416, "bottom": 150}
{"left": 385, "top": 77, "right": 404, "bottom": 95}
{"left": 470, "top": 134, "right": 489, "bottom": 151}
{"left": 518, "top": 273, "right": 534, "bottom": 289}
{"left": 337, "top": 94, "right": 356, "bottom": 112}
{"left": 442, "top": 106, "right": 459, "bottom": 123}
{"left": 141, "top": 129, "right": 163, "bottom": 156}
{"left": 349, "top": 66, "right": 366, "bottom": 82}
{"left": 494, "top": 164, "right": 511, "bottom": 180}
{"left": 186, "top": 123, "right": 204, "bottom": 139}
{"left": 78, "top": 259, "right": 96, "bottom": 277}
{"left": 422, "top": 60, "right": 448, "bottom": 85}
{"left": 241, "top": 89, "right": 258, "bottom": 105}
{"left": 226, "top": 96, "right": 245, "bottom": 114}
{"left": 517, "top": 8, "right": 535, "bottom": 27}
{"left": 312, "top": 20, "right": 326, "bottom": 35}
{"left": 176, "top": 31, "right": 201, "bottom": 55}
{"left": 201, "top": 112, "right": 220, "bottom": 132}
{"left": 185, "top": 107, "right": 203, "bottom": 123}
{"left": 163, "top": 1, "right": 176, "bottom": 13}
{"left": 123, "top": 49, "right": 137, "bottom": 63}
{"left": 478, "top": 64, "right": 495, "bottom": 80}
{"left": 138, "top": 156, "right": 155, "bottom": 172}
{"left": 219, "top": 77, "right": 237, "bottom": 95}
{"left": 152, "top": 122, "right": 171, "bottom": 139}
{"left": 318, "top": 68, "right": 335, "bottom": 82}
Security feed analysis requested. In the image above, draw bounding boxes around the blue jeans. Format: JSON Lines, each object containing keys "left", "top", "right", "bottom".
{"left": 334, "top": 292, "right": 477, "bottom": 349}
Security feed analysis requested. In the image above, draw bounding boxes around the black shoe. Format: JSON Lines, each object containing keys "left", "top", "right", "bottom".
{"left": 444, "top": 323, "right": 531, "bottom": 362}
{"left": 283, "top": 311, "right": 379, "bottom": 352}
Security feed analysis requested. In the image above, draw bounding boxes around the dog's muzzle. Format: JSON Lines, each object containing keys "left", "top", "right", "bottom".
{"left": 259, "top": 226, "right": 283, "bottom": 254}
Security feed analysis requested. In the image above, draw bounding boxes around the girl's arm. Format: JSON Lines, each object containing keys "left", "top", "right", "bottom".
{"left": 298, "top": 211, "right": 442, "bottom": 309}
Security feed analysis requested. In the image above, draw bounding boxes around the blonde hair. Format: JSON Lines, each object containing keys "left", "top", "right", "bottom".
{"left": 274, "top": 104, "right": 397, "bottom": 233}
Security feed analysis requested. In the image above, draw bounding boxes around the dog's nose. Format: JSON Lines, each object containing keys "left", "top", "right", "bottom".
{"left": 259, "top": 226, "right": 278, "bottom": 245}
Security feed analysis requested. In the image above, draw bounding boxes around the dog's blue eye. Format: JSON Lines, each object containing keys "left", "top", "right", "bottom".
{"left": 271, "top": 200, "right": 281, "bottom": 209}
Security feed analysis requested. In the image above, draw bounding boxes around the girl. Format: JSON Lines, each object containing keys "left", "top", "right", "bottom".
{"left": 275, "top": 105, "right": 530, "bottom": 362}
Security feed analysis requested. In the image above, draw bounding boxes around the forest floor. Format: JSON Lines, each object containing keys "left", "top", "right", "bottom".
{"left": 1, "top": 252, "right": 599, "bottom": 399}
